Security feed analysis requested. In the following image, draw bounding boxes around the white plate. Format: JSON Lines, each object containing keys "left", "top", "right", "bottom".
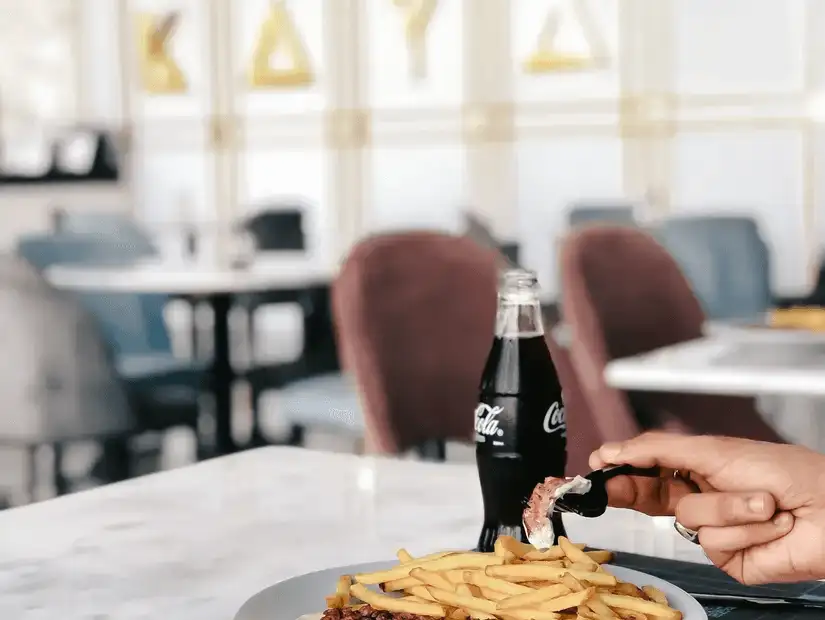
{"left": 235, "top": 561, "right": 707, "bottom": 620}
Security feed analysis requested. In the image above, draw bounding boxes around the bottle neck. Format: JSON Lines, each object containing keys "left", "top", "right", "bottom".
{"left": 494, "top": 291, "right": 545, "bottom": 338}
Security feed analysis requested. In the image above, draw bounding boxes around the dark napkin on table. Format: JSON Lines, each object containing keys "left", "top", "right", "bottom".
{"left": 612, "top": 550, "right": 825, "bottom": 619}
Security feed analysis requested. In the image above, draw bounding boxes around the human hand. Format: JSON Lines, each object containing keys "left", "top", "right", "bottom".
{"left": 590, "top": 432, "right": 825, "bottom": 585}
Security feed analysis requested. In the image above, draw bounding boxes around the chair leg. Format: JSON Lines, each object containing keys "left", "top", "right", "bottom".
{"left": 194, "top": 428, "right": 211, "bottom": 461}
{"left": 353, "top": 436, "right": 366, "bottom": 455}
{"left": 245, "top": 306, "right": 273, "bottom": 449}
{"left": 248, "top": 384, "right": 268, "bottom": 447}
{"left": 105, "top": 437, "right": 132, "bottom": 482}
{"left": 52, "top": 443, "right": 69, "bottom": 496}
{"left": 247, "top": 307, "right": 256, "bottom": 367}
{"left": 288, "top": 424, "right": 306, "bottom": 446}
{"left": 90, "top": 437, "right": 133, "bottom": 483}
{"left": 25, "top": 445, "right": 38, "bottom": 503}
{"left": 415, "top": 440, "right": 446, "bottom": 462}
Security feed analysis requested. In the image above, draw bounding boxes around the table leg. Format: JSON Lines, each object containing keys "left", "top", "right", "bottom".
{"left": 248, "top": 305, "right": 266, "bottom": 446}
{"left": 190, "top": 299, "right": 200, "bottom": 360}
{"left": 210, "top": 293, "right": 236, "bottom": 455}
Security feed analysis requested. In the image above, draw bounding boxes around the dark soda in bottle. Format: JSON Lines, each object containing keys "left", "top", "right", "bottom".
{"left": 475, "top": 268, "right": 567, "bottom": 551}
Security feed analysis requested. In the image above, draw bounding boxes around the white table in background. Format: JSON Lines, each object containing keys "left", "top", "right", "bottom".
{"left": 45, "top": 257, "right": 336, "bottom": 455}
{"left": 0, "top": 447, "right": 707, "bottom": 620}
{"left": 604, "top": 333, "right": 825, "bottom": 397}
{"left": 45, "top": 254, "right": 335, "bottom": 295}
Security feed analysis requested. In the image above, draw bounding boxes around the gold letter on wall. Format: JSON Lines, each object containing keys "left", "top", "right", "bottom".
{"left": 393, "top": 0, "right": 438, "bottom": 80}
{"left": 248, "top": 0, "right": 314, "bottom": 88}
{"left": 523, "top": 0, "right": 608, "bottom": 74}
{"left": 136, "top": 12, "right": 188, "bottom": 94}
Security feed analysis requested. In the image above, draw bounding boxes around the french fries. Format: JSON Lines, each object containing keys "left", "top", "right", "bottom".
{"left": 496, "top": 584, "right": 570, "bottom": 609}
{"left": 350, "top": 583, "right": 446, "bottom": 617}
{"left": 325, "top": 536, "right": 683, "bottom": 620}
{"left": 325, "top": 575, "right": 353, "bottom": 608}
{"left": 599, "top": 594, "right": 681, "bottom": 619}
{"left": 356, "top": 554, "right": 505, "bottom": 585}
{"left": 411, "top": 568, "right": 458, "bottom": 592}
{"left": 398, "top": 549, "right": 416, "bottom": 563}
{"left": 495, "top": 536, "right": 536, "bottom": 560}
{"left": 641, "top": 587, "right": 668, "bottom": 606}
{"left": 486, "top": 564, "right": 618, "bottom": 587}
{"left": 559, "top": 537, "right": 599, "bottom": 571}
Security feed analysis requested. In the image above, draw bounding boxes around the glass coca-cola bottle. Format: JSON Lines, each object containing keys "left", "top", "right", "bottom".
{"left": 475, "top": 268, "right": 567, "bottom": 552}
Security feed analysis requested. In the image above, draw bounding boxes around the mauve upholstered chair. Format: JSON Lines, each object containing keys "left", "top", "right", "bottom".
{"left": 332, "top": 232, "right": 499, "bottom": 457}
{"left": 560, "top": 226, "right": 783, "bottom": 443}
{"left": 545, "top": 332, "right": 601, "bottom": 476}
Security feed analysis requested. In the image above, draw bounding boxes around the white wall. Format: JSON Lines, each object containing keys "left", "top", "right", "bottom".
{"left": 5, "top": 0, "right": 825, "bottom": 297}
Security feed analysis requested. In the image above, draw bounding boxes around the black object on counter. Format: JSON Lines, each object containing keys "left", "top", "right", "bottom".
{"left": 611, "top": 550, "right": 825, "bottom": 619}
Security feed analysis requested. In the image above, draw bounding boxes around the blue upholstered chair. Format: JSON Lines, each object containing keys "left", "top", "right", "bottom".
{"left": 49, "top": 211, "right": 171, "bottom": 351}
{"left": 54, "top": 212, "right": 158, "bottom": 257}
{"left": 237, "top": 207, "right": 349, "bottom": 446}
{"left": 656, "top": 215, "right": 772, "bottom": 321}
{"left": 568, "top": 203, "right": 637, "bottom": 228}
{"left": 15, "top": 233, "right": 205, "bottom": 447}
{"left": 54, "top": 210, "right": 204, "bottom": 362}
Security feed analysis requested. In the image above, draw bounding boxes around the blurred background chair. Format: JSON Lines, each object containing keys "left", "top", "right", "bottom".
{"left": 52, "top": 210, "right": 158, "bottom": 257}
{"left": 235, "top": 205, "right": 342, "bottom": 446}
{"left": 553, "top": 203, "right": 640, "bottom": 316}
{"left": 655, "top": 215, "right": 772, "bottom": 321}
{"left": 242, "top": 207, "right": 305, "bottom": 251}
{"left": 51, "top": 209, "right": 203, "bottom": 359}
{"left": 774, "top": 254, "right": 825, "bottom": 308}
{"left": 463, "top": 212, "right": 518, "bottom": 269}
{"left": 560, "top": 225, "right": 784, "bottom": 443}
{"left": 0, "top": 255, "right": 136, "bottom": 500}
{"left": 332, "top": 231, "right": 499, "bottom": 459}
{"left": 545, "top": 332, "right": 601, "bottom": 476}
{"left": 567, "top": 203, "right": 637, "bottom": 228}
{"left": 15, "top": 232, "right": 206, "bottom": 466}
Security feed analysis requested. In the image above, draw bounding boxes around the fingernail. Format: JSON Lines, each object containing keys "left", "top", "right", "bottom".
{"left": 774, "top": 512, "right": 793, "bottom": 528}
{"left": 600, "top": 443, "right": 622, "bottom": 462}
{"left": 747, "top": 495, "right": 766, "bottom": 515}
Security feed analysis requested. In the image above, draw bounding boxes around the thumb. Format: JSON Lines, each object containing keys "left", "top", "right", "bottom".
{"left": 593, "top": 432, "right": 733, "bottom": 480}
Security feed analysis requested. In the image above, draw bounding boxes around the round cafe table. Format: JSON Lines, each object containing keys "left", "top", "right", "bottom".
{"left": 45, "top": 255, "right": 335, "bottom": 455}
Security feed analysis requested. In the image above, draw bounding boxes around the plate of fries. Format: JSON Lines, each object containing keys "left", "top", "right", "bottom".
{"left": 235, "top": 536, "right": 705, "bottom": 620}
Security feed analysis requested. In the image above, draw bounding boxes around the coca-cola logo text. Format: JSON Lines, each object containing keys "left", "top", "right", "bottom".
{"left": 542, "top": 401, "right": 566, "bottom": 434}
{"left": 474, "top": 403, "right": 505, "bottom": 437}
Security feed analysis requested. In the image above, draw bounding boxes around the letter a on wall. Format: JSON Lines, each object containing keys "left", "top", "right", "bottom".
{"left": 248, "top": 0, "right": 315, "bottom": 88}
{"left": 523, "top": 0, "right": 608, "bottom": 74}
{"left": 136, "top": 11, "right": 188, "bottom": 94}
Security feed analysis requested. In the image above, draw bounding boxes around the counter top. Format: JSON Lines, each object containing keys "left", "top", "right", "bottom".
{"left": 0, "top": 447, "right": 705, "bottom": 619}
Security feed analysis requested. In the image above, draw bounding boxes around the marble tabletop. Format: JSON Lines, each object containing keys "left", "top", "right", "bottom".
{"left": 0, "top": 447, "right": 707, "bottom": 620}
